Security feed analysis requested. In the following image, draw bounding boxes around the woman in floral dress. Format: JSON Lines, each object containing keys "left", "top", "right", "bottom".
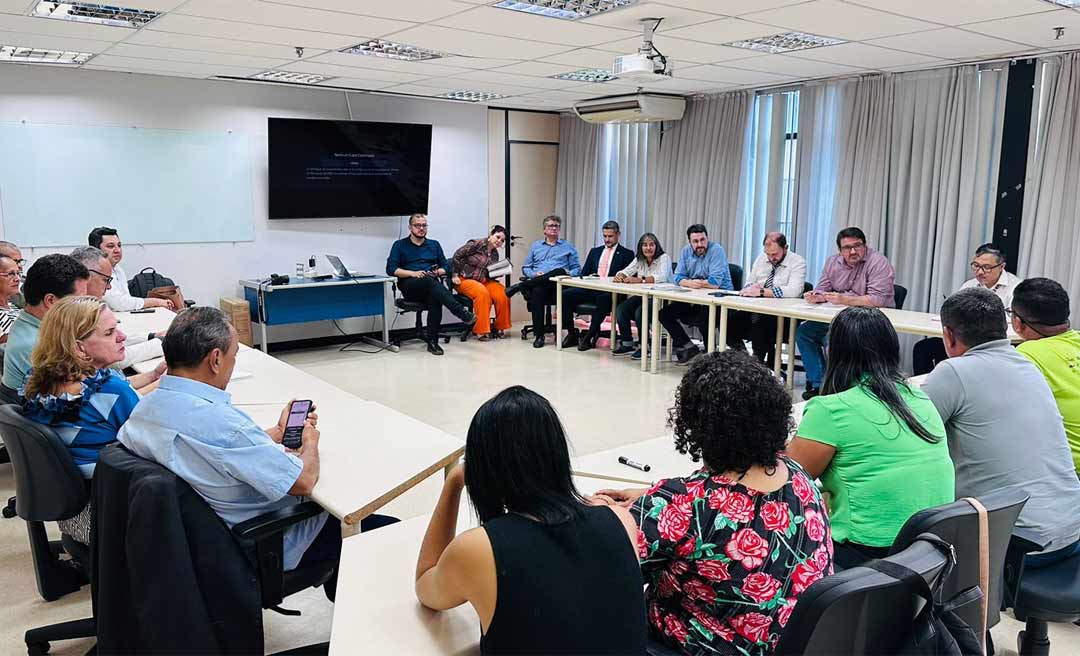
{"left": 596, "top": 351, "right": 834, "bottom": 655}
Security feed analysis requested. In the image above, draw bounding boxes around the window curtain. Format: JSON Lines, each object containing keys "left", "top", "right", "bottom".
{"left": 598, "top": 122, "right": 655, "bottom": 249}
{"left": 741, "top": 91, "right": 794, "bottom": 266}
{"left": 1018, "top": 52, "right": 1080, "bottom": 320}
{"left": 554, "top": 113, "right": 602, "bottom": 253}
{"left": 647, "top": 91, "right": 755, "bottom": 264}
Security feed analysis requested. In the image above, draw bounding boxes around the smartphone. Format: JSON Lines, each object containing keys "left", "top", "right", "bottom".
{"left": 282, "top": 400, "right": 313, "bottom": 450}
{"left": 130, "top": 308, "right": 156, "bottom": 314}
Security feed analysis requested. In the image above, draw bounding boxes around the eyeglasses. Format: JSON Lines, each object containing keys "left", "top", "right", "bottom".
{"left": 970, "top": 262, "right": 1004, "bottom": 273}
{"left": 839, "top": 242, "right": 865, "bottom": 253}
{"left": 544, "top": 224, "right": 560, "bottom": 230}
{"left": 89, "top": 269, "right": 114, "bottom": 284}
{"left": 0, "top": 271, "right": 20, "bottom": 280}
{"left": 411, "top": 223, "right": 429, "bottom": 229}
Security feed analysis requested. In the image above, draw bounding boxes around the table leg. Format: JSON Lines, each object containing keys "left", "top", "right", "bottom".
{"left": 651, "top": 298, "right": 662, "bottom": 373}
{"left": 640, "top": 293, "right": 649, "bottom": 373}
{"left": 556, "top": 279, "right": 563, "bottom": 350}
{"left": 382, "top": 282, "right": 391, "bottom": 346}
{"left": 717, "top": 306, "right": 728, "bottom": 353}
{"left": 707, "top": 305, "right": 717, "bottom": 353}
{"left": 786, "top": 319, "right": 797, "bottom": 391}
{"left": 341, "top": 519, "right": 359, "bottom": 538}
{"left": 610, "top": 291, "right": 617, "bottom": 350}
{"left": 774, "top": 316, "right": 784, "bottom": 378}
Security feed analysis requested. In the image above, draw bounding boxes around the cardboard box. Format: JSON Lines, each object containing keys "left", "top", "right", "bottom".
{"left": 220, "top": 297, "right": 253, "bottom": 347}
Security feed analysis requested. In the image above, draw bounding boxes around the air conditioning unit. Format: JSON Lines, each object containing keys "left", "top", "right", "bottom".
{"left": 572, "top": 93, "right": 686, "bottom": 124}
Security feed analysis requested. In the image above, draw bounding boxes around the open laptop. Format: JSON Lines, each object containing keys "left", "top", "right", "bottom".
{"left": 326, "top": 254, "right": 375, "bottom": 279}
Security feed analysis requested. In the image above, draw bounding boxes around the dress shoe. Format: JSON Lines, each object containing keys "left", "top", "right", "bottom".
{"left": 561, "top": 332, "right": 580, "bottom": 349}
{"left": 577, "top": 333, "right": 598, "bottom": 352}
{"left": 427, "top": 341, "right": 444, "bottom": 356}
{"left": 675, "top": 344, "right": 701, "bottom": 366}
{"left": 506, "top": 283, "right": 523, "bottom": 298}
{"left": 456, "top": 308, "right": 477, "bottom": 329}
{"left": 533, "top": 335, "right": 545, "bottom": 348}
{"left": 802, "top": 387, "right": 820, "bottom": 401}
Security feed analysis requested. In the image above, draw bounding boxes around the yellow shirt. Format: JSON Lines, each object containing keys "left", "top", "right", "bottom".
{"left": 1018, "top": 330, "right": 1080, "bottom": 472}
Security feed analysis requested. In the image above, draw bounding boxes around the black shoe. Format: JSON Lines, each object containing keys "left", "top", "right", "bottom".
{"left": 631, "top": 348, "right": 643, "bottom": 360}
{"left": 577, "top": 333, "right": 598, "bottom": 352}
{"left": 561, "top": 331, "right": 580, "bottom": 349}
{"left": 612, "top": 343, "right": 635, "bottom": 356}
{"left": 427, "top": 340, "right": 444, "bottom": 356}
{"left": 676, "top": 345, "right": 701, "bottom": 366}
{"left": 456, "top": 308, "right": 477, "bottom": 328}
{"left": 506, "top": 283, "right": 523, "bottom": 298}
{"left": 533, "top": 335, "right": 545, "bottom": 348}
{"left": 802, "top": 387, "right": 820, "bottom": 401}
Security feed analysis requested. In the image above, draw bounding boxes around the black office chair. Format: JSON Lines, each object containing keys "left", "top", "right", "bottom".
{"left": 1002, "top": 528, "right": 1080, "bottom": 655}
{"left": 93, "top": 443, "right": 336, "bottom": 654}
{"left": 519, "top": 277, "right": 557, "bottom": 342}
{"left": 392, "top": 277, "right": 475, "bottom": 346}
{"left": 894, "top": 284, "right": 908, "bottom": 310}
{"left": 774, "top": 537, "right": 951, "bottom": 655}
{"left": 0, "top": 404, "right": 95, "bottom": 654}
{"left": 890, "top": 489, "right": 1028, "bottom": 652}
{"left": 728, "top": 263, "right": 743, "bottom": 291}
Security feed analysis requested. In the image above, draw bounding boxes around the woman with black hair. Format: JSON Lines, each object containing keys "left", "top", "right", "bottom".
{"left": 612, "top": 232, "right": 671, "bottom": 359}
{"left": 787, "top": 306, "right": 954, "bottom": 570}
{"left": 415, "top": 386, "right": 647, "bottom": 655}
{"left": 595, "top": 351, "right": 833, "bottom": 656}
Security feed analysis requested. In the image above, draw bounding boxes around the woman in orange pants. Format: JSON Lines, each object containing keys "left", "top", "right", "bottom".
{"left": 451, "top": 226, "right": 512, "bottom": 340}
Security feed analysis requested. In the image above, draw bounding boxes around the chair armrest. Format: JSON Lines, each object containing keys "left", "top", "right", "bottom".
{"left": 232, "top": 501, "right": 325, "bottom": 543}
{"left": 1010, "top": 527, "right": 1050, "bottom": 556}
{"left": 1002, "top": 527, "right": 1053, "bottom": 609}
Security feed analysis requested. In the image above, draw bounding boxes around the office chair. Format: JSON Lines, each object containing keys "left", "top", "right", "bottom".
{"left": 519, "top": 276, "right": 557, "bottom": 342}
{"left": 0, "top": 404, "right": 95, "bottom": 655}
{"left": 392, "top": 277, "right": 475, "bottom": 346}
{"left": 1002, "top": 527, "right": 1080, "bottom": 656}
{"left": 94, "top": 443, "right": 338, "bottom": 654}
{"left": 894, "top": 284, "right": 909, "bottom": 310}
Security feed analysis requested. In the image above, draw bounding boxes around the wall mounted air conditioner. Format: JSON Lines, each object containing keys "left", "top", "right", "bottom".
{"left": 572, "top": 93, "right": 686, "bottom": 124}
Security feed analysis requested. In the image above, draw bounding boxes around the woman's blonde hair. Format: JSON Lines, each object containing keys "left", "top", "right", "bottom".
{"left": 24, "top": 296, "right": 107, "bottom": 399}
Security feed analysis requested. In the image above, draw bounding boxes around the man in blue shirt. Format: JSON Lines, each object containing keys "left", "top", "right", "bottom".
{"left": 118, "top": 307, "right": 395, "bottom": 601}
{"left": 658, "top": 223, "right": 733, "bottom": 365}
{"left": 508, "top": 215, "right": 581, "bottom": 348}
{"left": 386, "top": 213, "right": 476, "bottom": 356}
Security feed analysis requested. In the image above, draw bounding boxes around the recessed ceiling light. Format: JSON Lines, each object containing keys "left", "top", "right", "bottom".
{"left": 494, "top": 0, "right": 637, "bottom": 21}
{"left": 726, "top": 31, "right": 846, "bottom": 54}
{"left": 1041, "top": 0, "right": 1080, "bottom": 7}
{"left": 551, "top": 68, "right": 617, "bottom": 82}
{"left": 340, "top": 39, "right": 445, "bottom": 62}
{"left": 438, "top": 90, "right": 506, "bottom": 102}
{"left": 31, "top": 2, "right": 161, "bottom": 29}
{"left": 251, "top": 70, "right": 334, "bottom": 85}
{"left": 0, "top": 44, "right": 93, "bottom": 65}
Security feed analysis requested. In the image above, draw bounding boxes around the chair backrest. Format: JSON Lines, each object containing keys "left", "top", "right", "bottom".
{"left": 894, "top": 284, "right": 908, "bottom": 310}
{"left": 775, "top": 539, "right": 949, "bottom": 655}
{"left": 0, "top": 404, "right": 87, "bottom": 521}
{"left": 728, "top": 263, "right": 743, "bottom": 290}
{"left": 890, "top": 489, "right": 1027, "bottom": 631}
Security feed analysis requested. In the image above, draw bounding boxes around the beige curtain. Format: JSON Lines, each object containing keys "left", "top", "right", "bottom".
{"left": 554, "top": 113, "right": 602, "bottom": 253}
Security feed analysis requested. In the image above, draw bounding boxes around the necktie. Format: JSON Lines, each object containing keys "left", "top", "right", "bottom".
{"left": 598, "top": 247, "right": 614, "bottom": 278}
{"left": 764, "top": 263, "right": 779, "bottom": 289}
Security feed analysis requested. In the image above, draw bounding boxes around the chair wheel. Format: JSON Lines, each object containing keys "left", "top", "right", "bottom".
{"left": 2, "top": 506, "right": 15, "bottom": 519}
{"left": 27, "top": 641, "right": 50, "bottom": 655}
{"left": 520, "top": 330, "right": 528, "bottom": 340}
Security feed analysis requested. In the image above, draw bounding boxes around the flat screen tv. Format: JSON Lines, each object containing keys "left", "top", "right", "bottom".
{"left": 268, "top": 117, "right": 432, "bottom": 219}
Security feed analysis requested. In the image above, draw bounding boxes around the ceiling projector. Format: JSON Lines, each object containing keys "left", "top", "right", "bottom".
{"left": 612, "top": 18, "right": 673, "bottom": 84}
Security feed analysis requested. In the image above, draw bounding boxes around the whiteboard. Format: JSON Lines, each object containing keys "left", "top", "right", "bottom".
{"left": 0, "top": 122, "right": 254, "bottom": 246}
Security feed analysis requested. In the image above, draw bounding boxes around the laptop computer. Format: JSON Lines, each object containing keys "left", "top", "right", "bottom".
{"left": 325, "top": 254, "right": 375, "bottom": 279}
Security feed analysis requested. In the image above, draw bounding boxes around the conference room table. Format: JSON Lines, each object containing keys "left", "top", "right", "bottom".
{"left": 555, "top": 275, "right": 653, "bottom": 372}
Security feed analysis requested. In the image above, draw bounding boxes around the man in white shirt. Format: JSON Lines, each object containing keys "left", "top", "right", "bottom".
{"left": 88, "top": 227, "right": 173, "bottom": 313}
{"left": 913, "top": 242, "right": 1020, "bottom": 374}
{"left": 70, "top": 246, "right": 166, "bottom": 369}
{"left": 728, "top": 232, "right": 806, "bottom": 367}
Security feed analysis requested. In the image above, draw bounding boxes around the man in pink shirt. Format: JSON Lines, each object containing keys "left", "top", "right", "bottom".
{"left": 797, "top": 227, "right": 896, "bottom": 399}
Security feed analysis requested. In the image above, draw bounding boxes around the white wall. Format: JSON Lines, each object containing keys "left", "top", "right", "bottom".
{"left": 0, "top": 66, "right": 489, "bottom": 342}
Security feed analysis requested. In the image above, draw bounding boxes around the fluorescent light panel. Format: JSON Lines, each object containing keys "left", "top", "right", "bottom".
{"left": 439, "top": 90, "right": 506, "bottom": 102}
{"left": 0, "top": 44, "right": 92, "bottom": 64}
{"left": 726, "top": 31, "right": 846, "bottom": 54}
{"left": 341, "top": 39, "right": 445, "bottom": 62}
{"left": 1041, "top": 0, "right": 1080, "bottom": 8}
{"left": 31, "top": 2, "right": 161, "bottom": 29}
{"left": 551, "top": 68, "right": 617, "bottom": 82}
{"left": 251, "top": 70, "right": 334, "bottom": 84}
{"left": 494, "top": 0, "right": 637, "bottom": 20}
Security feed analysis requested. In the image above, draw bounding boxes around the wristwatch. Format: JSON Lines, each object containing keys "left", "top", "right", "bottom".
{"left": 759, "top": 288, "right": 765, "bottom": 297}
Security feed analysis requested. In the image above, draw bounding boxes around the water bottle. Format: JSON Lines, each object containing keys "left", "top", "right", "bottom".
{"left": 306, "top": 255, "right": 317, "bottom": 279}
{"left": 295, "top": 262, "right": 304, "bottom": 280}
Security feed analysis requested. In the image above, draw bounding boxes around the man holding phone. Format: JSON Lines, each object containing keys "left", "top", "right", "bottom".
{"left": 796, "top": 227, "right": 895, "bottom": 399}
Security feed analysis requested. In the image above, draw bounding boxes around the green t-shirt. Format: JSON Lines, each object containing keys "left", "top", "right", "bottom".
{"left": 797, "top": 382, "right": 954, "bottom": 547}
{"left": 1018, "top": 330, "right": 1080, "bottom": 472}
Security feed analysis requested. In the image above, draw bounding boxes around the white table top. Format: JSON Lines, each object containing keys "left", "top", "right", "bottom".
{"left": 114, "top": 307, "right": 176, "bottom": 336}
{"left": 557, "top": 276, "right": 654, "bottom": 295}
{"left": 240, "top": 276, "right": 393, "bottom": 291}
{"left": 328, "top": 475, "right": 620, "bottom": 656}
{"left": 571, "top": 436, "right": 697, "bottom": 486}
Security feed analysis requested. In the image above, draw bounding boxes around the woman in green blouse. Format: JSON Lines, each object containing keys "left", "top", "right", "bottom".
{"left": 787, "top": 306, "right": 954, "bottom": 570}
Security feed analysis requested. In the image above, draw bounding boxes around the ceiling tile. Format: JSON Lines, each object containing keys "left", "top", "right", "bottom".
{"left": 597, "top": 34, "right": 767, "bottom": 65}
{"left": 678, "top": 63, "right": 792, "bottom": 85}
{"left": 0, "top": 12, "right": 127, "bottom": 41}
{"left": 437, "top": 55, "right": 521, "bottom": 69}
{"left": 655, "top": 0, "right": 806, "bottom": 16}
{"left": 630, "top": 77, "right": 716, "bottom": 92}
{"left": 144, "top": 14, "right": 360, "bottom": 49}
{"left": 176, "top": 0, "right": 413, "bottom": 38}
{"left": 384, "top": 24, "right": 572, "bottom": 59}
{"left": 102, "top": 43, "right": 294, "bottom": 69}
{"left": 82, "top": 53, "right": 262, "bottom": 77}
{"left": 723, "top": 53, "right": 865, "bottom": 78}
{"left": 580, "top": 2, "right": 722, "bottom": 30}
{"left": 786, "top": 41, "right": 941, "bottom": 68}
{"left": 433, "top": 6, "right": 638, "bottom": 47}
{"left": 306, "top": 50, "right": 474, "bottom": 76}
{"left": 491, "top": 60, "right": 582, "bottom": 77}
{"left": 264, "top": 0, "right": 474, "bottom": 23}
{"left": 277, "top": 60, "right": 427, "bottom": 83}
{"left": 81, "top": 64, "right": 211, "bottom": 79}
{"left": 663, "top": 17, "right": 784, "bottom": 45}
{"left": 452, "top": 68, "right": 576, "bottom": 90}
{"left": 379, "top": 82, "right": 454, "bottom": 96}
{"left": 388, "top": 76, "right": 540, "bottom": 97}
{"left": 124, "top": 29, "right": 320, "bottom": 59}
{"left": 541, "top": 47, "right": 632, "bottom": 69}
{"left": 869, "top": 28, "right": 1033, "bottom": 61}
{"left": 314, "top": 77, "right": 399, "bottom": 90}
{"left": 747, "top": 0, "right": 937, "bottom": 41}
{"left": 843, "top": 0, "right": 1056, "bottom": 27}
{"left": 0, "top": 28, "right": 113, "bottom": 52}
{"left": 963, "top": 9, "right": 1080, "bottom": 49}
{"left": 0, "top": 1, "right": 36, "bottom": 16}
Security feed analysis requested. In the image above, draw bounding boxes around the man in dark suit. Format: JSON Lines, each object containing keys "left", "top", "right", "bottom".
{"left": 561, "top": 220, "right": 636, "bottom": 351}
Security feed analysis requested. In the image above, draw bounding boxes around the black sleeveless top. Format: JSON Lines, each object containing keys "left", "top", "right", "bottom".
{"left": 480, "top": 505, "right": 647, "bottom": 655}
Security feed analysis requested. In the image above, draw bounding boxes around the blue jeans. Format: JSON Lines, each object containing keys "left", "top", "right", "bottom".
{"left": 796, "top": 320, "right": 830, "bottom": 388}
{"left": 1025, "top": 537, "right": 1080, "bottom": 569}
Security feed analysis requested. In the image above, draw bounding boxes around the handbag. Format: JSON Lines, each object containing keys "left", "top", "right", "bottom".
{"left": 129, "top": 267, "right": 186, "bottom": 310}
{"left": 147, "top": 285, "right": 185, "bottom": 312}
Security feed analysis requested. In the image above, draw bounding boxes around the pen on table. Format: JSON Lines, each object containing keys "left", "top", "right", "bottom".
{"left": 618, "top": 456, "right": 651, "bottom": 472}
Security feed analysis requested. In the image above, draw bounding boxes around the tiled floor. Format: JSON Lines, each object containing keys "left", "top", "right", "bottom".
{"left": 1, "top": 331, "right": 1077, "bottom": 654}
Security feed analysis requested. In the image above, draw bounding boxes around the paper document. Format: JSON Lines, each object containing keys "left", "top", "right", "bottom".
{"left": 652, "top": 283, "right": 691, "bottom": 293}
{"left": 486, "top": 259, "right": 513, "bottom": 278}
{"left": 132, "top": 356, "right": 252, "bottom": 381}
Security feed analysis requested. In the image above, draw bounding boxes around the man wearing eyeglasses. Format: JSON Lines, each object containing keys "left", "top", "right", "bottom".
{"left": 797, "top": 226, "right": 896, "bottom": 399}
{"left": 386, "top": 213, "right": 477, "bottom": 356}
{"left": 913, "top": 243, "right": 1020, "bottom": 374}
{"left": 70, "top": 246, "right": 165, "bottom": 369}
